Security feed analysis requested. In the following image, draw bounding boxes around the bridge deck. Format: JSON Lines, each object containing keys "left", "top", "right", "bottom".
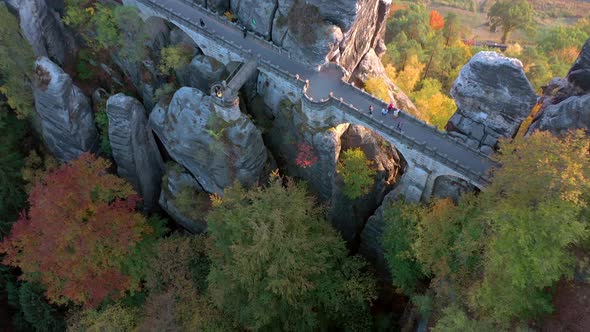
{"left": 137, "top": 0, "right": 497, "bottom": 180}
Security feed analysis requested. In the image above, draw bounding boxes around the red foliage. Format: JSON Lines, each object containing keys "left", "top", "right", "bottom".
{"left": 429, "top": 10, "right": 445, "bottom": 31}
{"left": 295, "top": 143, "right": 319, "bottom": 169}
{"left": 0, "top": 153, "right": 151, "bottom": 308}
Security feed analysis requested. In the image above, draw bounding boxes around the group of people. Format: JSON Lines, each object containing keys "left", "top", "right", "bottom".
{"left": 368, "top": 103, "right": 404, "bottom": 130}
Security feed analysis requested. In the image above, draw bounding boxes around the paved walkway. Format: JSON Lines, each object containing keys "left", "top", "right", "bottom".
{"left": 140, "top": 0, "right": 495, "bottom": 178}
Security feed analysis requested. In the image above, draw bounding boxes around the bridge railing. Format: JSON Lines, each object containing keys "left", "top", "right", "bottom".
{"left": 301, "top": 91, "right": 493, "bottom": 185}
{"left": 136, "top": 0, "right": 495, "bottom": 184}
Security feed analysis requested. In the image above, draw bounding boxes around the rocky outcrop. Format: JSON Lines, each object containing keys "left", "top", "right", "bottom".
{"left": 159, "top": 163, "right": 209, "bottom": 233}
{"left": 329, "top": 125, "right": 405, "bottom": 242}
{"left": 32, "top": 57, "right": 98, "bottom": 161}
{"left": 447, "top": 52, "right": 537, "bottom": 154}
{"left": 149, "top": 87, "right": 269, "bottom": 194}
{"left": 527, "top": 95, "right": 590, "bottom": 135}
{"left": 351, "top": 49, "right": 420, "bottom": 117}
{"left": 19, "top": 0, "right": 74, "bottom": 65}
{"left": 431, "top": 175, "right": 478, "bottom": 203}
{"left": 106, "top": 94, "right": 164, "bottom": 212}
{"left": 176, "top": 53, "right": 227, "bottom": 92}
{"left": 527, "top": 38, "right": 590, "bottom": 135}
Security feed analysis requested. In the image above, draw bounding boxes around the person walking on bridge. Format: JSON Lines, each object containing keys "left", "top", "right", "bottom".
{"left": 387, "top": 102, "right": 394, "bottom": 113}
{"left": 381, "top": 107, "right": 388, "bottom": 116}
{"left": 243, "top": 26, "right": 247, "bottom": 38}
{"left": 368, "top": 105, "right": 373, "bottom": 115}
{"left": 200, "top": 18, "right": 205, "bottom": 28}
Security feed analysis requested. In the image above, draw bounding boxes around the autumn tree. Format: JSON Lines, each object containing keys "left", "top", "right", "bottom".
{"left": 469, "top": 131, "right": 590, "bottom": 323}
{"left": 206, "top": 176, "right": 376, "bottom": 331}
{"left": 364, "top": 76, "right": 390, "bottom": 101}
{"left": 0, "top": 153, "right": 154, "bottom": 308}
{"left": 488, "top": 0, "right": 535, "bottom": 44}
{"left": 429, "top": 10, "right": 445, "bottom": 31}
{"left": 391, "top": 55, "right": 425, "bottom": 93}
{"left": 412, "top": 78, "right": 456, "bottom": 129}
{"left": 337, "top": 148, "right": 376, "bottom": 200}
{"left": 0, "top": 4, "right": 35, "bottom": 118}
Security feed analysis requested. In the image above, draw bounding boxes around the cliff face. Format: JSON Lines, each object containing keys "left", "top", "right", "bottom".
{"left": 18, "top": 0, "right": 74, "bottom": 65}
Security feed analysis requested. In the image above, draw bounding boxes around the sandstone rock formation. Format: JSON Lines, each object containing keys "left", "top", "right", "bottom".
{"left": 329, "top": 125, "right": 404, "bottom": 243}
{"left": 176, "top": 53, "right": 227, "bottom": 92}
{"left": 149, "top": 87, "right": 269, "bottom": 194}
{"left": 32, "top": 57, "right": 99, "bottom": 161}
{"left": 106, "top": 94, "right": 164, "bottom": 212}
{"left": 447, "top": 51, "right": 537, "bottom": 154}
{"left": 159, "top": 162, "right": 209, "bottom": 233}
{"left": 527, "top": 38, "right": 590, "bottom": 135}
{"left": 19, "top": 0, "right": 74, "bottom": 65}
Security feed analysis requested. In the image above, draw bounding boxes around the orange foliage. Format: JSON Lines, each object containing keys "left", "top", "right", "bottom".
{"left": 429, "top": 10, "right": 445, "bottom": 31}
{"left": 0, "top": 153, "right": 152, "bottom": 308}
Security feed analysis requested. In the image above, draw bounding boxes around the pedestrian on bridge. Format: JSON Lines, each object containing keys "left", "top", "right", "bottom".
{"left": 393, "top": 108, "right": 400, "bottom": 118}
{"left": 200, "top": 18, "right": 205, "bottom": 28}
{"left": 368, "top": 105, "right": 373, "bottom": 115}
{"left": 381, "top": 107, "right": 387, "bottom": 116}
{"left": 387, "top": 102, "right": 394, "bottom": 112}
{"left": 243, "top": 26, "right": 247, "bottom": 38}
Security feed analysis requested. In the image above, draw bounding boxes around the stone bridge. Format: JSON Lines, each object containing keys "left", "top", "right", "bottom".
{"left": 124, "top": 0, "right": 498, "bottom": 201}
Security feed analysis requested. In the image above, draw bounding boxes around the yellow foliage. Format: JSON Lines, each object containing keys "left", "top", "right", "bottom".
{"left": 412, "top": 78, "right": 456, "bottom": 130}
{"left": 364, "top": 76, "right": 390, "bottom": 101}
{"left": 393, "top": 55, "right": 425, "bottom": 94}
{"left": 504, "top": 43, "right": 523, "bottom": 58}
{"left": 384, "top": 64, "right": 397, "bottom": 82}
{"left": 550, "top": 46, "right": 581, "bottom": 65}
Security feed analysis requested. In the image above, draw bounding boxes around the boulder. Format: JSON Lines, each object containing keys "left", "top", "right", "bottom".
{"left": 329, "top": 125, "right": 405, "bottom": 242}
{"left": 19, "top": 0, "right": 74, "bottom": 65}
{"left": 149, "top": 87, "right": 269, "bottom": 194}
{"left": 447, "top": 52, "right": 537, "bottom": 152}
{"left": 159, "top": 163, "right": 209, "bottom": 233}
{"left": 32, "top": 57, "right": 98, "bottom": 161}
{"left": 106, "top": 94, "right": 164, "bottom": 212}
{"left": 351, "top": 48, "right": 420, "bottom": 117}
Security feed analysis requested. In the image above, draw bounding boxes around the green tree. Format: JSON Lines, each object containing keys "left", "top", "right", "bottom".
{"left": 159, "top": 45, "right": 195, "bottom": 73}
{"left": 442, "top": 12, "right": 460, "bottom": 46}
{"left": 7, "top": 281, "right": 66, "bottom": 332}
{"left": 382, "top": 200, "right": 425, "bottom": 294}
{"left": 488, "top": 0, "right": 535, "bottom": 44}
{"left": 0, "top": 110, "right": 27, "bottom": 236}
{"left": 206, "top": 176, "right": 376, "bottom": 331}
{"left": 469, "top": 131, "right": 590, "bottom": 323}
{"left": 337, "top": 148, "right": 376, "bottom": 200}
{"left": 0, "top": 4, "right": 35, "bottom": 118}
